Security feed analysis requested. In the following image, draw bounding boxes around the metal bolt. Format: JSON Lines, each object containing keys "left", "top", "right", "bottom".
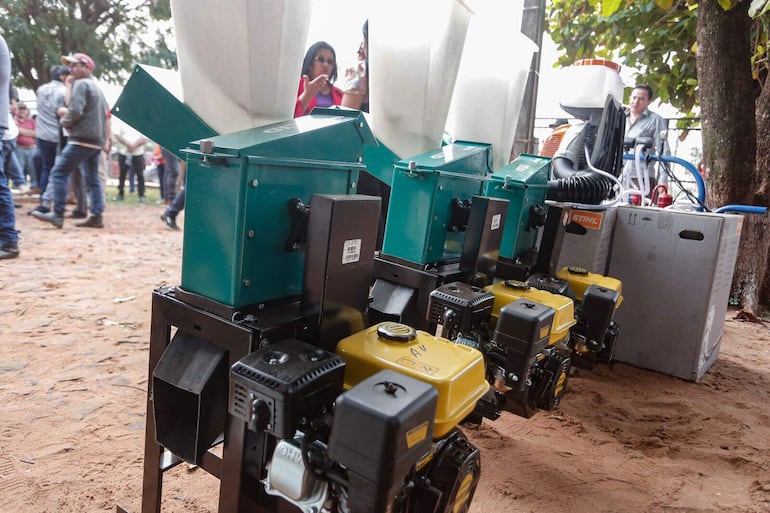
{"left": 358, "top": 121, "right": 364, "bottom": 128}
{"left": 247, "top": 230, "right": 255, "bottom": 238}
{"left": 243, "top": 279, "right": 251, "bottom": 287}
{"left": 250, "top": 179, "right": 259, "bottom": 187}
{"left": 351, "top": 182, "right": 356, "bottom": 188}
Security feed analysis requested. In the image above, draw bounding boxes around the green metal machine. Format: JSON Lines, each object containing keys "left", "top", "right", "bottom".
{"left": 381, "top": 142, "right": 493, "bottom": 265}
{"left": 113, "top": 67, "right": 378, "bottom": 309}
{"left": 483, "top": 154, "right": 552, "bottom": 279}
{"left": 369, "top": 142, "right": 514, "bottom": 331}
{"left": 179, "top": 110, "right": 375, "bottom": 309}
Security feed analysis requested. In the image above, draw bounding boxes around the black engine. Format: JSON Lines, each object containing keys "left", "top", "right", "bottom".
{"left": 229, "top": 338, "right": 481, "bottom": 513}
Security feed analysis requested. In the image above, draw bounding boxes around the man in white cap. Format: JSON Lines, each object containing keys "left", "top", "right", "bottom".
{"left": 31, "top": 52, "right": 108, "bottom": 228}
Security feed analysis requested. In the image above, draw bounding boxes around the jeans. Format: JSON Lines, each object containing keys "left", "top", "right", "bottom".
{"left": 2, "top": 139, "right": 26, "bottom": 188}
{"left": 71, "top": 165, "right": 87, "bottom": 213}
{"left": 15, "top": 145, "right": 37, "bottom": 188}
{"left": 0, "top": 129, "right": 18, "bottom": 246}
{"left": 118, "top": 154, "right": 145, "bottom": 197}
{"left": 36, "top": 138, "right": 58, "bottom": 202}
{"left": 156, "top": 162, "right": 165, "bottom": 201}
{"left": 161, "top": 148, "right": 180, "bottom": 201}
{"left": 51, "top": 144, "right": 103, "bottom": 217}
{"left": 167, "top": 187, "right": 185, "bottom": 217}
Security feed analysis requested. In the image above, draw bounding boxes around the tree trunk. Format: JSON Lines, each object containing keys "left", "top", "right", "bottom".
{"left": 697, "top": 0, "right": 769, "bottom": 313}
{"left": 756, "top": 80, "right": 770, "bottom": 311}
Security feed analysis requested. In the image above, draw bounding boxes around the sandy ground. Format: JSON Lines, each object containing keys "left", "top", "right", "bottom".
{"left": 1, "top": 196, "right": 769, "bottom": 513}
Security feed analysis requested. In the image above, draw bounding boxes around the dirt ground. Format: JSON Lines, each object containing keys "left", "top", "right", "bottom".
{"left": 1, "top": 195, "right": 769, "bottom": 513}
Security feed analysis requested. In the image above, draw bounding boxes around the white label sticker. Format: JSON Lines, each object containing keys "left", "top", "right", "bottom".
{"left": 342, "top": 239, "right": 362, "bottom": 264}
{"left": 491, "top": 213, "right": 502, "bottom": 230}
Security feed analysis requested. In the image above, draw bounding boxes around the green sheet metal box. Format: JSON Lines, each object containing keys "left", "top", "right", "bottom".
{"left": 181, "top": 110, "right": 375, "bottom": 308}
{"left": 381, "top": 142, "right": 492, "bottom": 265}
{"left": 483, "top": 154, "right": 551, "bottom": 262}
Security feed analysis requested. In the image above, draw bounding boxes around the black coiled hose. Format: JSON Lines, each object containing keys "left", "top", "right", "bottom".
{"left": 547, "top": 157, "right": 615, "bottom": 204}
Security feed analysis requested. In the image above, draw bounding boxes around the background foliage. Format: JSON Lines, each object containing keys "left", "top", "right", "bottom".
{"left": 547, "top": 0, "right": 769, "bottom": 127}
{"left": 0, "top": 0, "right": 175, "bottom": 89}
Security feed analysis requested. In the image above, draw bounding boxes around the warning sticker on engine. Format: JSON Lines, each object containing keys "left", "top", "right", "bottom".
{"left": 342, "top": 239, "right": 362, "bottom": 264}
{"left": 491, "top": 213, "right": 502, "bottom": 230}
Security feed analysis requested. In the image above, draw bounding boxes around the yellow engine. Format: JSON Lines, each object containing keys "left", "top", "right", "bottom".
{"left": 485, "top": 279, "right": 577, "bottom": 347}
{"left": 556, "top": 266, "right": 623, "bottom": 367}
{"left": 556, "top": 266, "right": 623, "bottom": 306}
{"left": 336, "top": 322, "right": 490, "bottom": 438}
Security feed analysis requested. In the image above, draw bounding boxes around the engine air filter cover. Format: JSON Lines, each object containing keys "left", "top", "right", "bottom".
{"left": 485, "top": 281, "right": 576, "bottom": 346}
{"left": 229, "top": 338, "right": 345, "bottom": 438}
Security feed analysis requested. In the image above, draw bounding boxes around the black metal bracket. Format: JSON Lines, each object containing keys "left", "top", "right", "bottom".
{"left": 285, "top": 198, "right": 310, "bottom": 252}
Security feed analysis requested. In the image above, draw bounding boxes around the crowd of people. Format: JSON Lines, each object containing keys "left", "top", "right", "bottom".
{"left": 0, "top": 21, "right": 373, "bottom": 260}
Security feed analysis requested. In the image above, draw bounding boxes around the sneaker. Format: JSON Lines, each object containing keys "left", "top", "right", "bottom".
{"left": 0, "top": 243, "right": 19, "bottom": 260}
{"left": 28, "top": 205, "right": 50, "bottom": 216}
{"left": 68, "top": 210, "right": 88, "bottom": 219}
{"left": 138, "top": 196, "right": 145, "bottom": 203}
{"left": 75, "top": 215, "right": 104, "bottom": 228}
{"left": 112, "top": 195, "right": 124, "bottom": 201}
{"left": 161, "top": 213, "right": 179, "bottom": 230}
{"left": 31, "top": 210, "right": 64, "bottom": 228}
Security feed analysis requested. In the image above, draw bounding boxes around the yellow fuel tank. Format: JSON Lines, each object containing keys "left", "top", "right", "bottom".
{"left": 336, "top": 322, "right": 489, "bottom": 439}
{"left": 556, "top": 266, "right": 623, "bottom": 308}
{"left": 484, "top": 280, "right": 576, "bottom": 346}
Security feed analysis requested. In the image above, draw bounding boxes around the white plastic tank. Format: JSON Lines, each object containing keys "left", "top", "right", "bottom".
{"left": 558, "top": 59, "right": 625, "bottom": 111}
{"left": 445, "top": 0, "right": 536, "bottom": 171}
{"left": 368, "top": 0, "right": 472, "bottom": 158}
{"left": 170, "top": 0, "right": 312, "bottom": 134}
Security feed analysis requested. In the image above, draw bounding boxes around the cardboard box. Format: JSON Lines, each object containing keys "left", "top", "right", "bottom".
{"left": 608, "top": 206, "right": 742, "bottom": 381}
{"left": 555, "top": 207, "right": 617, "bottom": 275}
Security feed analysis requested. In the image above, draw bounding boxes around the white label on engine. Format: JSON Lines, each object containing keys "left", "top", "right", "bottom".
{"left": 491, "top": 213, "right": 502, "bottom": 230}
{"left": 342, "top": 239, "right": 362, "bottom": 264}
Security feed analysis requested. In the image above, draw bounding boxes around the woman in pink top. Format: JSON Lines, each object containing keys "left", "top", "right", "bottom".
{"left": 294, "top": 41, "right": 343, "bottom": 117}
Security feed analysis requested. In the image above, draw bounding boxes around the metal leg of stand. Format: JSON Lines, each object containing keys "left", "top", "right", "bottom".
{"left": 137, "top": 289, "right": 259, "bottom": 513}
{"left": 139, "top": 291, "right": 171, "bottom": 513}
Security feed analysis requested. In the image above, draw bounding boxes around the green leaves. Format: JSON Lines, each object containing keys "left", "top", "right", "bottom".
{"left": 717, "top": 0, "right": 733, "bottom": 10}
{"left": 0, "top": 0, "right": 175, "bottom": 89}
{"left": 749, "top": 0, "right": 770, "bottom": 17}
{"left": 547, "top": 0, "right": 700, "bottom": 115}
{"left": 602, "top": 0, "right": 623, "bottom": 17}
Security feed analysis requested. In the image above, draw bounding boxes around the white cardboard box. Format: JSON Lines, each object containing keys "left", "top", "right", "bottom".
{"left": 555, "top": 207, "right": 617, "bottom": 275}
{"left": 608, "top": 206, "right": 742, "bottom": 381}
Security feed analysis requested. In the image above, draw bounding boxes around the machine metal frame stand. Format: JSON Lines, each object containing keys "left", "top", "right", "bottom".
{"left": 117, "top": 287, "right": 298, "bottom": 513}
